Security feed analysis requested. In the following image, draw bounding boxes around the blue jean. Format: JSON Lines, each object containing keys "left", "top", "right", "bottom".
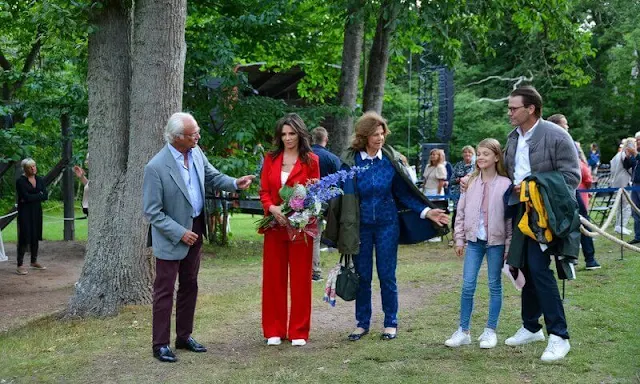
{"left": 632, "top": 188, "right": 640, "bottom": 241}
{"left": 354, "top": 222, "right": 399, "bottom": 330}
{"left": 459, "top": 240, "right": 504, "bottom": 331}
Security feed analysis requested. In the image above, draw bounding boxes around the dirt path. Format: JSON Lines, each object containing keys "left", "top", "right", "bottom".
{"left": 0, "top": 241, "right": 86, "bottom": 332}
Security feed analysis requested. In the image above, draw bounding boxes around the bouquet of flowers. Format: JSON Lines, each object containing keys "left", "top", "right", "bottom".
{"left": 257, "top": 166, "right": 368, "bottom": 240}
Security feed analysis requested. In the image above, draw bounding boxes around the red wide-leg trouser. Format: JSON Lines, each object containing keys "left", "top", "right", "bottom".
{"left": 262, "top": 228, "right": 313, "bottom": 341}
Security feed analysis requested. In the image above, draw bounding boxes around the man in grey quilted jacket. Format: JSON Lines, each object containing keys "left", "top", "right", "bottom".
{"left": 502, "top": 86, "right": 580, "bottom": 363}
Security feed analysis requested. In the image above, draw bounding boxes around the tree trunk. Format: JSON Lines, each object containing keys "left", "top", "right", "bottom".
{"left": 67, "top": 0, "right": 135, "bottom": 317}
{"left": 330, "top": 1, "right": 365, "bottom": 156}
{"left": 362, "top": 0, "right": 401, "bottom": 114}
{"left": 68, "top": 0, "right": 187, "bottom": 318}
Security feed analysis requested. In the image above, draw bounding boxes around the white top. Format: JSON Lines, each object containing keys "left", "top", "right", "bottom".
{"left": 477, "top": 209, "right": 487, "bottom": 241}
{"left": 359, "top": 149, "right": 383, "bottom": 161}
{"left": 513, "top": 119, "right": 541, "bottom": 185}
{"left": 281, "top": 171, "right": 290, "bottom": 186}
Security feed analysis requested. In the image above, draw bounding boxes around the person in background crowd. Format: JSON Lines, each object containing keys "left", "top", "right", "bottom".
{"left": 588, "top": 143, "right": 600, "bottom": 176}
{"left": 441, "top": 149, "right": 454, "bottom": 197}
{"left": 310, "top": 126, "right": 341, "bottom": 282}
{"left": 259, "top": 114, "right": 319, "bottom": 347}
{"left": 445, "top": 138, "right": 512, "bottom": 349}
{"left": 449, "top": 145, "right": 476, "bottom": 244}
{"left": 503, "top": 87, "right": 579, "bottom": 362}
{"left": 422, "top": 149, "right": 448, "bottom": 242}
{"left": 610, "top": 137, "right": 635, "bottom": 235}
{"left": 547, "top": 114, "right": 600, "bottom": 270}
{"left": 622, "top": 131, "right": 640, "bottom": 245}
{"left": 15, "top": 158, "right": 48, "bottom": 275}
{"left": 73, "top": 153, "right": 89, "bottom": 216}
{"left": 325, "top": 111, "right": 449, "bottom": 342}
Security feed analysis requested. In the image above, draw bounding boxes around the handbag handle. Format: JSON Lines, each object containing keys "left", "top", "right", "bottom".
{"left": 340, "top": 254, "right": 354, "bottom": 268}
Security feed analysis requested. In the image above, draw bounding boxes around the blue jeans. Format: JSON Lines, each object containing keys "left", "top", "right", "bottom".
{"left": 459, "top": 240, "right": 504, "bottom": 331}
{"left": 354, "top": 222, "right": 399, "bottom": 330}
{"left": 632, "top": 188, "right": 640, "bottom": 241}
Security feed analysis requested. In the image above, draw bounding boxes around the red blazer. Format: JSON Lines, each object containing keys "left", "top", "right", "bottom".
{"left": 259, "top": 152, "right": 320, "bottom": 215}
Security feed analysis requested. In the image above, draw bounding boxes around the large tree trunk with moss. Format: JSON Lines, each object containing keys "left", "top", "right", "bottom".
{"left": 330, "top": 1, "right": 365, "bottom": 156}
{"left": 362, "top": 0, "right": 401, "bottom": 114}
{"left": 67, "top": 0, "right": 187, "bottom": 317}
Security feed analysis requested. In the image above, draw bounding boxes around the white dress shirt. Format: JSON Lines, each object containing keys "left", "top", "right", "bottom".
{"left": 513, "top": 119, "right": 541, "bottom": 185}
{"left": 169, "top": 144, "right": 203, "bottom": 218}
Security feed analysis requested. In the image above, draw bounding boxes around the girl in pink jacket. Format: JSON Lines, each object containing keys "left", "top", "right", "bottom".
{"left": 445, "top": 138, "right": 512, "bottom": 349}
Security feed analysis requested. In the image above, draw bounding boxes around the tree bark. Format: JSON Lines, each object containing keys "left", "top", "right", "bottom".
{"left": 67, "top": 0, "right": 134, "bottom": 317}
{"left": 362, "top": 0, "right": 401, "bottom": 114}
{"left": 330, "top": 1, "right": 365, "bottom": 156}
{"left": 68, "top": 0, "right": 187, "bottom": 318}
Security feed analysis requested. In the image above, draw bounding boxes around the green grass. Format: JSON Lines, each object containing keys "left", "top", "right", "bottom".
{"left": 1, "top": 201, "right": 89, "bottom": 242}
{"left": 1, "top": 214, "right": 639, "bottom": 383}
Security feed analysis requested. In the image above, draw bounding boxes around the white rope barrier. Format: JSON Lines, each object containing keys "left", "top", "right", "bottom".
{"left": 577, "top": 187, "right": 640, "bottom": 252}
{"left": 0, "top": 211, "right": 17, "bottom": 220}
{"left": 580, "top": 216, "right": 640, "bottom": 252}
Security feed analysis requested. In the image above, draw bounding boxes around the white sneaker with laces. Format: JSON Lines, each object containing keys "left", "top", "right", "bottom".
{"left": 266, "top": 337, "right": 282, "bottom": 346}
{"left": 478, "top": 328, "right": 497, "bottom": 349}
{"left": 291, "top": 339, "right": 306, "bottom": 347}
{"left": 504, "top": 327, "right": 545, "bottom": 346}
{"left": 540, "top": 334, "right": 570, "bottom": 362}
{"left": 444, "top": 328, "right": 471, "bottom": 347}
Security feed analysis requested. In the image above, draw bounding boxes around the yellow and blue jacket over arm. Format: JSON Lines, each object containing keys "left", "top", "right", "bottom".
{"left": 507, "top": 171, "right": 580, "bottom": 279}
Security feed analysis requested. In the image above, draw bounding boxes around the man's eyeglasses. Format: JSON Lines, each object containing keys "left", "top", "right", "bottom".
{"left": 507, "top": 106, "right": 526, "bottom": 113}
{"left": 182, "top": 131, "right": 200, "bottom": 138}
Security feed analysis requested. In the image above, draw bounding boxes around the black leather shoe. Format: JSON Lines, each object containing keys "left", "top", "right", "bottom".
{"left": 348, "top": 330, "right": 369, "bottom": 341}
{"left": 381, "top": 331, "right": 397, "bottom": 340}
{"left": 175, "top": 337, "right": 207, "bottom": 352}
{"left": 153, "top": 346, "right": 177, "bottom": 363}
{"left": 629, "top": 239, "right": 640, "bottom": 245}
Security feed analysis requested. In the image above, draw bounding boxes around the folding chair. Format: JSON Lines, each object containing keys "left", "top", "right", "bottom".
{"left": 589, "top": 190, "right": 616, "bottom": 226}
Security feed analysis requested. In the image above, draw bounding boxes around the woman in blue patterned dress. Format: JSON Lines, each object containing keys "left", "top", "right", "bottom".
{"left": 325, "top": 112, "right": 450, "bottom": 341}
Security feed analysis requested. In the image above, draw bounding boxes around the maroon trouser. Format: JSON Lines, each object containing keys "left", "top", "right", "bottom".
{"left": 152, "top": 214, "right": 204, "bottom": 351}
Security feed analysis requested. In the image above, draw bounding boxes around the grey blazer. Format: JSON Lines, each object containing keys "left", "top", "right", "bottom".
{"left": 143, "top": 144, "right": 237, "bottom": 260}
{"left": 504, "top": 119, "right": 581, "bottom": 192}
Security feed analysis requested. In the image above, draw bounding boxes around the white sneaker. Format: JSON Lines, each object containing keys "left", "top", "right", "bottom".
{"left": 505, "top": 327, "right": 545, "bottom": 346}
{"left": 478, "top": 328, "right": 497, "bottom": 349}
{"left": 444, "top": 328, "right": 471, "bottom": 347}
{"left": 614, "top": 226, "right": 632, "bottom": 236}
{"left": 428, "top": 237, "right": 442, "bottom": 243}
{"left": 540, "top": 334, "right": 570, "bottom": 362}
{"left": 266, "top": 337, "right": 282, "bottom": 346}
{"left": 291, "top": 339, "right": 306, "bottom": 347}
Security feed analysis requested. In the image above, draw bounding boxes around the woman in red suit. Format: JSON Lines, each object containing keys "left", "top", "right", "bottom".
{"left": 259, "top": 113, "right": 320, "bottom": 347}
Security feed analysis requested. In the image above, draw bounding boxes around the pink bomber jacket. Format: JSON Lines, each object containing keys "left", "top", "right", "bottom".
{"left": 454, "top": 174, "right": 512, "bottom": 249}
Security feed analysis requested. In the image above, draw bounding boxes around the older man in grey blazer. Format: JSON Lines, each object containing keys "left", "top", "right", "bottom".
{"left": 143, "top": 112, "right": 254, "bottom": 362}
